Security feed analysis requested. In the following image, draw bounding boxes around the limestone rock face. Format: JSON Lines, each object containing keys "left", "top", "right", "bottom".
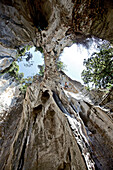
{"left": 1, "top": 0, "right": 113, "bottom": 53}
{"left": 0, "top": 1, "right": 113, "bottom": 170}
{"left": 0, "top": 57, "right": 13, "bottom": 72}
{"left": 72, "top": 0, "right": 113, "bottom": 42}
{"left": 0, "top": 0, "right": 74, "bottom": 52}
{"left": 0, "top": 0, "right": 113, "bottom": 80}
{"left": 0, "top": 73, "right": 22, "bottom": 121}
{"left": 0, "top": 45, "right": 16, "bottom": 58}
{"left": 0, "top": 82, "right": 87, "bottom": 170}
{"left": 0, "top": 76, "right": 113, "bottom": 170}
{"left": 0, "top": 45, "right": 22, "bottom": 122}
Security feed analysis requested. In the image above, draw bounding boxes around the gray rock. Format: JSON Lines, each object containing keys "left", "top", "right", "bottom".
{"left": 0, "top": 1, "right": 113, "bottom": 170}
{"left": 0, "top": 57, "right": 13, "bottom": 72}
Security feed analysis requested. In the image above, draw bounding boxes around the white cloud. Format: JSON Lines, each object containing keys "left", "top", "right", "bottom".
{"left": 61, "top": 43, "right": 97, "bottom": 83}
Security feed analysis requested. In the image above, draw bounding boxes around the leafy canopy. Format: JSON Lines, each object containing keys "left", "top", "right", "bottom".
{"left": 81, "top": 44, "right": 113, "bottom": 88}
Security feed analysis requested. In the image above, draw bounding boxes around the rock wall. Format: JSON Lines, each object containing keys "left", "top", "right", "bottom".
{"left": 72, "top": 0, "right": 113, "bottom": 42}
{"left": 63, "top": 85, "right": 113, "bottom": 170}
{"left": 0, "top": 0, "right": 113, "bottom": 79}
{"left": 0, "top": 82, "right": 88, "bottom": 170}
{"left": 0, "top": 0, "right": 113, "bottom": 170}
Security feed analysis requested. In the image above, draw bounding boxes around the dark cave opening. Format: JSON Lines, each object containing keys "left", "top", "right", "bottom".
{"left": 28, "top": 0, "right": 52, "bottom": 30}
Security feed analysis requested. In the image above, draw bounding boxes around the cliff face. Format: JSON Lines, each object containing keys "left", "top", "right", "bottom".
{"left": 0, "top": 76, "right": 113, "bottom": 170}
{"left": 0, "top": 83, "right": 88, "bottom": 170}
{"left": 72, "top": 0, "right": 113, "bottom": 41}
{"left": 0, "top": 0, "right": 113, "bottom": 170}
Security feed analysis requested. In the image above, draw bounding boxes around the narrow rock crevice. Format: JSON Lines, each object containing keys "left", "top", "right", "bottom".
{"left": 17, "top": 136, "right": 27, "bottom": 170}
{"left": 33, "top": 104, "right": 43, "bottom": 125}
{"left": 41, "top": 90, "right": 50, "bottom": 104}
{"left": 52, "top": 90, "right": 95, "bottom": 169}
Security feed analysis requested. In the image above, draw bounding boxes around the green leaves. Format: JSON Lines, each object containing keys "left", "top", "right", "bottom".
{"left": 35, "top": 46, "right": 43, "bottom": 53}
{"left": 56, "top": 60, "right": 67, "bottom": 71}
{"left": 81, "top": 43, "right": 113, "bottom": 88}
{"left": 38, "top": 57, "right": 67, "bottom": 77}
{"left": 16, "top": 45, "right": 32, "bottom": 62}
{"left": 38, "top": 64, "right": 45, "bottom": 77}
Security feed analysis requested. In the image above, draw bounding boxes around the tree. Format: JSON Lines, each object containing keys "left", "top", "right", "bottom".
{"left": 81, "top": 44, "right": 113, "bottom": 88}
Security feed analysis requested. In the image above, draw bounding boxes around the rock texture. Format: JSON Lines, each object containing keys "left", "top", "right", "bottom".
{"left": 72, "top": 0, "right": 113, "bottom": 42}
{"left": 64, "top": 88, "right": 113, "bottom": 170}
{"left": 0, "top": 74, "right": 113, "bottom": 170}
{"left": 0, "top": 0, "right": 113, "bottom": 170}
{"left": 0, "top": 73, "right": 22, "bottom": 122}
{"left": 0, "top": 82, "right": 88, "bottom": 170}
{"left": 0, "top": 45, "right": 22, "bottom": 122}
{"left": 0, "top": 0, "right": 113, "bottom": 78}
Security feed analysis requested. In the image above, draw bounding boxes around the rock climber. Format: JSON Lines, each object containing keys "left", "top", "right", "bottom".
{"left": 64, "top": 82, "right": 68, "bottom": 88}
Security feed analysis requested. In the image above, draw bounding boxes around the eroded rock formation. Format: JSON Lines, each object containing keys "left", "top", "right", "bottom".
{"left": 0, "top": 0, "right": 113, "bottom": 170}
{"left": 0, "top": 83, "right": 88, "bottom": 170}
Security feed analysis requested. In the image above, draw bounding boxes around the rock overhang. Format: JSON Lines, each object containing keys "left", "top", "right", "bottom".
{"left": 0, "top": 0, "right": 113, "bottom": 60}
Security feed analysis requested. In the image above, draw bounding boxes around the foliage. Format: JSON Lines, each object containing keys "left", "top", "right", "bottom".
{"left": 38, "top": 58, "right": 67, "bottom": 77}
{"left": 81, "top": 44, "right": 113, "bottom": 88}
{"left": 3, "top": 60, "right": 33, "bottom": 95}
{"left": 2, "top": 45, "right": 39, "bottom": 95}
{"left": 38, "top": 64, "right": 45, "bottom": 77}
{"left": 19, "top": 77, "right": 32, "bottom": 95}
{"left": 19, "top": 84, "right": 27, "bottom": 95}
{"left": 35, "top": 46, "right": 43, "bottom": 53}
{"left": 4, "top": 61, "right": 21, "bottom": 78}
{"left": 16, "top": 45, "right": 32, "bottom": 62}
{"left": 56, "top": 60, "right": 67, "bottom": 71}
{"left": 17, "top": 45, "right": 32, "bottom": 56}
{"left": 106, "top": 83, "right": 113, "bottom": 90}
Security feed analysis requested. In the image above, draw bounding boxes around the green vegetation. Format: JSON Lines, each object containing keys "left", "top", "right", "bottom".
{"left": 38, "top": 58, "right": 67, "bottom": 77}
{"left": 2, "top": 45, "right": 66, "bottom": 95}
{"left": 2, "top": 61, "right": 23, "bottom": 80}
{"left": 16, "top": 45, "right": 32, "bottom": 62}
{"left": 2, "top": 45, "right": 45, "bottom": 95}
{"left": 38, "top": 64, "right": 45, "bottom": 77}
{"left": 17, "top": 45, "right": 32, "bottom": 57}
{"left": 56, "top": 60, "right": 67, "bottom": 71}
{"left": 35, "top": 46, "right": 43, "bottom": 53}
{"left": 2, "top": 60, "right": 33, "bottom": 95}
{"left": 81, "top": 43, "right": 113, "bottom": 89}
{"left": 19, "top": 77, "right": 33, "bottom": 95}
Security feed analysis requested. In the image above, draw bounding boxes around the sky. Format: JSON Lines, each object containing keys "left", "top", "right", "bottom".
{"left": 18, "top": 47, "right": 44, "bottom": 78}
{"left": 18, "top": 38, "right": 102, "bottom": 83}
{"left": 60, "top": 41, "right": 98, "bottom": 83}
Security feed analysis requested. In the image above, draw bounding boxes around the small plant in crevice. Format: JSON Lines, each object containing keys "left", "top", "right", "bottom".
{"left": 37, "top": 56, "right": 67, "bottom": 77}
{"left": 56, "top": 60, "right": 67, "bottom": 71}
{"left": 38, "top": 64, "right": 45, "bottom": 77}
{"left": 35, "top": 46, "right": 43, "bottom": 53}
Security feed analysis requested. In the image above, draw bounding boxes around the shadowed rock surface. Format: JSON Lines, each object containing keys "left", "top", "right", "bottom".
{"left": 0, "top": 0, "right": 113, "bottom": 170}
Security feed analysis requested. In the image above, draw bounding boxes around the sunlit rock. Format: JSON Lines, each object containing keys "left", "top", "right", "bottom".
{"left": 0, "top": 58, "right": 13, "bottom": 72}
{"left": 0, "top": 0, "right": 113, "bottom": 170}
{"left": 0, "top": 74, "right": 22, "bottom": 122}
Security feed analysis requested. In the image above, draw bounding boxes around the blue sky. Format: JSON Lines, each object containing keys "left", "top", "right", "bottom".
{"left": 18, "top": 39, "right": 101, "bottom": 83}
{"left": 18, "top": 47, "right": 44, "bottom": 78}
